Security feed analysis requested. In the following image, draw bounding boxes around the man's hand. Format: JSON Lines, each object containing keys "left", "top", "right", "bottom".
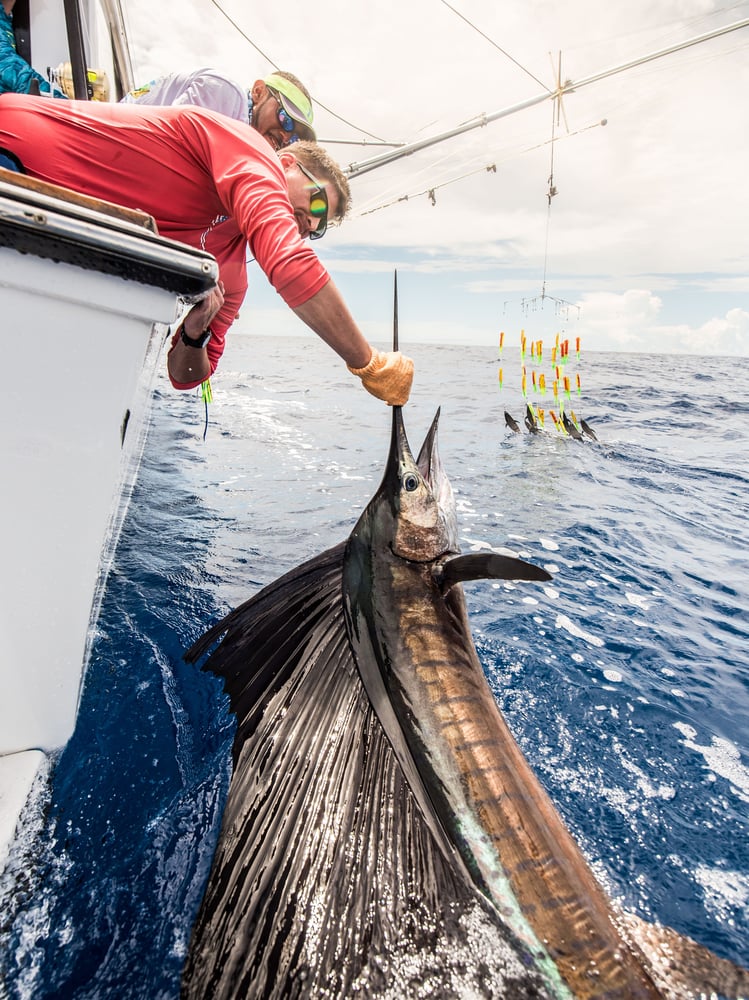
{"left": 183, "top": 281, "right": 225, "bottom": 338}
{"left": 348, "top": 349, "right": 414, "bottom": 406}
{"left": 167, "top": 282, "right": 225, "bottom": 387}
{"left": 291, "top": 281, "right": 413, "bottom": 404}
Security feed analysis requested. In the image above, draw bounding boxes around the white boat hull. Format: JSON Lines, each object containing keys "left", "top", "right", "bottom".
{"left": 0, "top": 173, "right": 218, "bottom": 869}
{"left": 1, "top": 249, "right": 172, "bottom": 754}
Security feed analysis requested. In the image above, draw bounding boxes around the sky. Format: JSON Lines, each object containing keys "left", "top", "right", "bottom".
{"left": 121, "top": 0, "right": 749, "bottom": 356}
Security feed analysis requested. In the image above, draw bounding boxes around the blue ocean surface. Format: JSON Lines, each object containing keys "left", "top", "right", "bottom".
{"left": 1, "top": 336, "right": 748, "bottom": 998}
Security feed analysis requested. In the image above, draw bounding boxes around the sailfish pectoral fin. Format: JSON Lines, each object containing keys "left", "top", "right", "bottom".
{"left": 437, "top": 552, "right": 552, "bottom": 591}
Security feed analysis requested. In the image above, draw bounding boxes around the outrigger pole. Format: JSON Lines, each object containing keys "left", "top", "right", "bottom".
{"left": 100, "top": 0, "right": 136, "bottom": 96}
{"left": 345, "top": 17, "right": 749, "bottom": 178}
{"left": 62, "top": 0, "right": 89, "bottom": 99}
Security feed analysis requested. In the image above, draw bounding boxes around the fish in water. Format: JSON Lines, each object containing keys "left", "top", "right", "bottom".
{"left": 504, "top": 410, "right": 521, "bottom": 433}
{"left": 562, "top": 411, "right": 585, "bottom": 441}
{"left": 580, "top": 417, "right": 598, "bottom": 441}
{"left": 181, "top": 289, "right": 749, "bottom": 999}
{"left": 525, "top": 403, "right": 540, "bottom": 434}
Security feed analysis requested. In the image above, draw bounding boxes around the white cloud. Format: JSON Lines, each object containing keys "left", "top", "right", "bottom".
{"left": 576, "top": 292, "right": 749, "bottom": 355}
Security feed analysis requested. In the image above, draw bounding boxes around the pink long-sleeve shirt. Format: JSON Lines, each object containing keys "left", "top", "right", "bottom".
{"left": 0, "top": 93, "right": 329, "bottom": 387}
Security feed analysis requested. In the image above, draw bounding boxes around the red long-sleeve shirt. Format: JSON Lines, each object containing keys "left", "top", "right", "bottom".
{"left": 0, "top": 93, "right": 329, "bottom": 387}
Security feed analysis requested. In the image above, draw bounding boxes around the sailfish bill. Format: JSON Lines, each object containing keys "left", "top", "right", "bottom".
{"left": 181, "top": 284, "right": 749, "bottom": 999}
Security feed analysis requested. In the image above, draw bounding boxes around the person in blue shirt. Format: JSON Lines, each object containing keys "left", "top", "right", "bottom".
{"left": 0, "top": 0, "right": 66, "bottom": 99}
{"left": 0, "top": 0, "right": 66, "bottom": 169}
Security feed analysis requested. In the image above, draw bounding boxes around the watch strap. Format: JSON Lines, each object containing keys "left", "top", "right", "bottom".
{"left": 180, "top": 325, "right": 212, "bottom": 349}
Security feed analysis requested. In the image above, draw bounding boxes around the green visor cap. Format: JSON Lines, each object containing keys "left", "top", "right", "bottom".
{"left": 264, "top": 73, "right": 316, "bottom": 141}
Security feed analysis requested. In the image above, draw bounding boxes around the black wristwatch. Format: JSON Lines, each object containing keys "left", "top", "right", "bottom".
{"left": 180, "top": 325, "right": 212, "bottom": 349}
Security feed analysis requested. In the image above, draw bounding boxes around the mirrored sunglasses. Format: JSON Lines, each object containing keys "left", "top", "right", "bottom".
{"left": 269, "top": 89, "right": 300, "bottom": 144}
{"left": 296, "top": 161, "right": 328, "bottom": 241}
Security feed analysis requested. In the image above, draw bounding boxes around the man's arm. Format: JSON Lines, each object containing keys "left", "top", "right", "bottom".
{"left": 292, "top": 278, "right": 371, "bottom": 368}
{"left": 293, "top": 278, "right": 413, "bottom": 406}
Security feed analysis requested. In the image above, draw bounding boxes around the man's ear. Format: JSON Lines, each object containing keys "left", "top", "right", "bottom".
{"left": 250, "top": 79, "right": 265, "bottom": 102}
{"left": 278, "top": 149, "right": 296, "bottom": 170}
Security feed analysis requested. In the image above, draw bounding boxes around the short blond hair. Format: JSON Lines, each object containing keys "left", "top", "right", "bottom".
{"left": 290, "top": 142, "right": 351, "bottom": 224}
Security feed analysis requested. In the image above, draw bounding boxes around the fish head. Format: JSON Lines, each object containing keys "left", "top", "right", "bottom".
{"left": 364, "top": 406, "right": 455, "bottom": 563}
{"left": 415, "top": 407, "right": 459, "bottom": 552}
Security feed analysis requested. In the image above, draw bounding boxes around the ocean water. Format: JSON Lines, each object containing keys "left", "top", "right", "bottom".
{"left": 1, "top": 335, "right": 748, "bottom": 998}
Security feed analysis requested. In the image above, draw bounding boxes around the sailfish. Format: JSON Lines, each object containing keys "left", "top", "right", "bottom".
{"left": 181, "top": 284, "right": 749, "bottom": 999}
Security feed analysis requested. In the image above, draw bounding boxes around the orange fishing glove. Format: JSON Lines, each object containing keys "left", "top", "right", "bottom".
{"left": 348, "top": 349, "right": 414, "bottom": 406}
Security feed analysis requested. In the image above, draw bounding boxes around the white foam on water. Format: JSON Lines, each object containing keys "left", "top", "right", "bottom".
{"left": 626, "top": 591, "right": 650, "bottom": 611}
{"left": 673, "top": 723, "right": 749, "bottom": 803}
{"left": 602, "top": 668, "right": 622, "bottom": 683}
{"left": 618, "top": 749, "right": 676, "bottom": 801}
{"left": 324, "top": 466, "right": 367, "bottom": 481}
{"left": 462, "top": 536, "right": 492, "bottom": 551}
{"left": 693, "top": 864, "right": 749, "bottom": 923}
{"left": 555, "top": 613, "right": 605, "bottom": 648}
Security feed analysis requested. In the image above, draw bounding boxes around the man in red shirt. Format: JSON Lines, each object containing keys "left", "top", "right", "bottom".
{"left": 0, "top": 93, "right": 413, "bottom": 405}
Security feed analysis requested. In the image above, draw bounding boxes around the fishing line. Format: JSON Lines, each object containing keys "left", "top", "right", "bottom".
{"left": 527, "top": 52, "right": 587, "bottom": 318}
{"left": 207, "top": 0, "right": 388, "bottom": 142}
{"left": 355, "top": 119, "right": 605, "bottom": 218}
{"left": 540, "top": 73, "right": 561, "bottom": 304}
{"left": 359, "top": 163, "right": 498, "bottom": 216}
{"left": 437, "top": 0, "right": 552, "bottom": 92}
{"left": 200, "top": 379, "right": 213, "bottom": 441}
{"left": 352, "top": 143, "right": 465, "bottom": 216}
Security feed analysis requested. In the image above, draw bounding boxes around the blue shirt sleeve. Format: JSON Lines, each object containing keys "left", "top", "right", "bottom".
{"left": 0, "top": 9, "right": 66, "bottom": 98}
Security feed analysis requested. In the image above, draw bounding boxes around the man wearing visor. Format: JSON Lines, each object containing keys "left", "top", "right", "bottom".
{"left": 248, "top": 73, "right": 315, "bottom": 149}
{"left": 124, "top": 69, "right": 315, "bottom": 152}
{"left": 0, "top": 93, "right": 413, "bottom": 406}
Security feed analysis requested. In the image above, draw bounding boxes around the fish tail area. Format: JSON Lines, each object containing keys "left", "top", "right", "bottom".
{"left": 182, "top": 547, "right": 563, "bottom": 999}
{"left": 348, "top": 572, "right": 662, "bottom": 998}
{"left": 616, "top": 909, "right": 749, "bottom": 1000}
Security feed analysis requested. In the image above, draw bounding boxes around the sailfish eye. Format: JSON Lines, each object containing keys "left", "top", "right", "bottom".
{"left": 403, "top": 473, "right": 420, "bottom": 492}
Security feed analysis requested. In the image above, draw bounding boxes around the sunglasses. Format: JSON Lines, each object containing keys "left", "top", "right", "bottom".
{"left": 268, "top": 89, "right": 300, "bottom": 144}
{"left": 296, "top": 161, "right": 328, "bottom": 241}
